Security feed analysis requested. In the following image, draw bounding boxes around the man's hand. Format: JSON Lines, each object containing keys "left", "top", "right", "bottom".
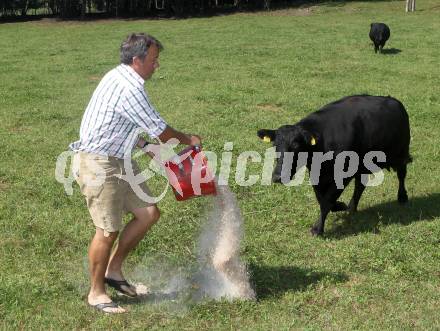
{"left": 190, "top": 135, "right": 202, "bottom": 148}
{"left": 158, "top": 126, "right": 202, "bottom": 147}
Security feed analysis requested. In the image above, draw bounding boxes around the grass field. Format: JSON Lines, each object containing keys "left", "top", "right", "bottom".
{"left": 1, "top": 0, "right": 440, "bottom": 329}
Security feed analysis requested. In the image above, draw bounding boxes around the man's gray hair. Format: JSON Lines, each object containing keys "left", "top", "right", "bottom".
{"left": 120, "top": 33, "right": 163, "bottom": 65}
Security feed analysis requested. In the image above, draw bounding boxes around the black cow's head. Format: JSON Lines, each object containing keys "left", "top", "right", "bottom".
{"left": 257, "top": 125, "right": 318, "bottom": 183}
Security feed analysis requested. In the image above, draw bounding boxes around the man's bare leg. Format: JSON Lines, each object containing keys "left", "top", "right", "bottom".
{"left": 105, "top": 205, "right": 160, "bottom": 294}
{"left": 87, "top": 228, "right": 125, "bottom": 313}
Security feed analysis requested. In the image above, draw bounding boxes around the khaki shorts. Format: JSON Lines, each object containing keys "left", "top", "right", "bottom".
{"left": 73, "top": 152, "right": 154, "bottom": 235}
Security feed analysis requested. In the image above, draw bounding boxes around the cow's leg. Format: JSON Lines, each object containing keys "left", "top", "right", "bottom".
{"left": 348, "top": 175, "right": 366, "bottom": 213}
{"left": 314, "top": 184, "right": 347, "bottom": 213}
{"left": 331, "top": 201, "right": 348, "bottom": 212}
{"left": 374, "top": 43, "right": 378, "bottom": 53}
{"left": 331, "top": 176, "right": 354, "bottom": 212}
{"left": 396, "top": 164, "right": 408, "bottom": 204}
{"left": 311, "top": 203, "right": 331, "bottom": 236}
{"left": 311, "top": 185, "right": 344, "bottom": 236}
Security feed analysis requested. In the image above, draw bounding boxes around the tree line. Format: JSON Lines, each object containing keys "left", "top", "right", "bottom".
{"left": 0, "top": 0, "right": 280, "bottom": 19}
{"left": 0, "top": 0, "right": 414, "bottom": 20}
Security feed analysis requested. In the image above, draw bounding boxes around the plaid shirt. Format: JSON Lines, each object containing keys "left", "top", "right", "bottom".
{"left": 69, "top": 64, "right": 167, "bottom": 158}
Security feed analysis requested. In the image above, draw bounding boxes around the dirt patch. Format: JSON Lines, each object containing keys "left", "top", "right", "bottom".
{"left": 30, "top": 17, "right": 149, "bottom": 27}
{"left": 266, "top": 6, "right": 314, "bottom": 16}
{"left": 30, "top": 17, "right": 85, "bottom": 26}
{"left": 30, "top": 17, "right": 111, "bottom": 26}
{"left": 1, "top": 238, "right": 25, "bottom": 248}
{"left": 256, "top": 103, "right": 283, "bottom": 112}
{"left": 0, "top": 178, "right": 10, "bottom": 192}
{"left": 38, "top": 17, "right": 58, "bottom": 24}
{"left": 9, "top": 126, "right": 29, "bottom": 133}
{"left": 344, "top": 274, "right": 367, "bottom": 287}
{"left": 88, "top": 75, "right": 101, "bottom": 82}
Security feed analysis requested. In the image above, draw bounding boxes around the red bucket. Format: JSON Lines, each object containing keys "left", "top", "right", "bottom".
{"left": 164, "top": 145, "right": 217, "bottom": 201}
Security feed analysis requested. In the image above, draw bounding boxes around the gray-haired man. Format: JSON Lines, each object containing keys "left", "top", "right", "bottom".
{"left": 70, "top": 33, "right": 201, "bottom": 313}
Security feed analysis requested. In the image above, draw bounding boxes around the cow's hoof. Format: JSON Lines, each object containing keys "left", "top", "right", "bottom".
{"left": 331, "top": 201, "right": 348, "bottom": 212}
{"left": 398, "top": 193, "right": 408, "bottom": 204}
{"left": 310, "top": 226, "right": 323, "bottom": 236}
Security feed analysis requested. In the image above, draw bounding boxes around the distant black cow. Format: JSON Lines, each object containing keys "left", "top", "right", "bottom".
{"left": 369, "top": 23, "right": 390, "bottom": 53}
{"left": 258, "top": 95, "right": 411, "bottom": 236}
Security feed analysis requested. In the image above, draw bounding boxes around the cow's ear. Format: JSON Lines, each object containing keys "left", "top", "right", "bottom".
{"left": 300, "top": 128, "right": 318, "bottom": 146}
{"left": 257, "top": 129, "right": 276, "bottom": 143}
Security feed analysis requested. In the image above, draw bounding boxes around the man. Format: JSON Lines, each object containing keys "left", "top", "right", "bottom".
{"left": 70, "top": 33, "right": 201, "bottom": 313}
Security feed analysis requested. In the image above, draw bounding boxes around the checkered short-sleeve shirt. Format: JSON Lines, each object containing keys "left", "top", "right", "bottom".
{"left": 69, "top": 64, "right": 167, "bottom": 158}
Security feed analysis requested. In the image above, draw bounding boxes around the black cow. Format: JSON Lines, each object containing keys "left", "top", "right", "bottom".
{"left": 369, "top": 23, "right": 390, "bottom": 53}
{"left": 258, "top": 95, "right": 411, "bottom": 236}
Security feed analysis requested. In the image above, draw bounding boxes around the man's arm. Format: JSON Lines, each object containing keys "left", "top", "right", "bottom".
{"left": 137, "top": 125, "right": 201, "bottom": 149}
{"left": 157, "top": 126, "right": 201, "bottom": 146}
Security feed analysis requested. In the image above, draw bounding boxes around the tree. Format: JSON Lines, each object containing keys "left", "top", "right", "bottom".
{"left": 406, "top": 0, "right": 415, "bottom": 12}
{"left": 80, "top": 0, "right": 85, "bottom": 19}
{"left": 60, "top": 0, "right": 80, "bottom": 18}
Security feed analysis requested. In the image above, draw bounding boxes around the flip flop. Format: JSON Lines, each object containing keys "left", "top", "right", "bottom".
{"left": 89, "top": 301, "right": 125, "bottom": 314}
{"left": 105, "top": 277, "right": 137, "bottom": 297}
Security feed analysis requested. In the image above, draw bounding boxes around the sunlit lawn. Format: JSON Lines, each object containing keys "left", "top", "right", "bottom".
{"left": 1, "top": 1, "right": 440, "bottom": 329}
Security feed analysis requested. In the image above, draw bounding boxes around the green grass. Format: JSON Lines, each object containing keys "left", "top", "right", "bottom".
{"left": 1, "top": 1, "right": 440, "bottom": 329}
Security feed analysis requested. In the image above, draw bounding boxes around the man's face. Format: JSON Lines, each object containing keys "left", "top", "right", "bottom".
{"left": 133, "top": 44, "right": 160, "bottom": 80}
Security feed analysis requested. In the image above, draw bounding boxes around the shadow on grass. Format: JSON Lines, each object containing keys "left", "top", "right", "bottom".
{"left": 381, "top": 48, "right": 402, "bottom": 55}
{"left": 115, "top": 265, "right": 349, "bottom": 303}
{"left": 327, "top": 193, "right": 440, "bottom": 239}
{"left": 249, "top": 264, "right": 348, "bottom": 300}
